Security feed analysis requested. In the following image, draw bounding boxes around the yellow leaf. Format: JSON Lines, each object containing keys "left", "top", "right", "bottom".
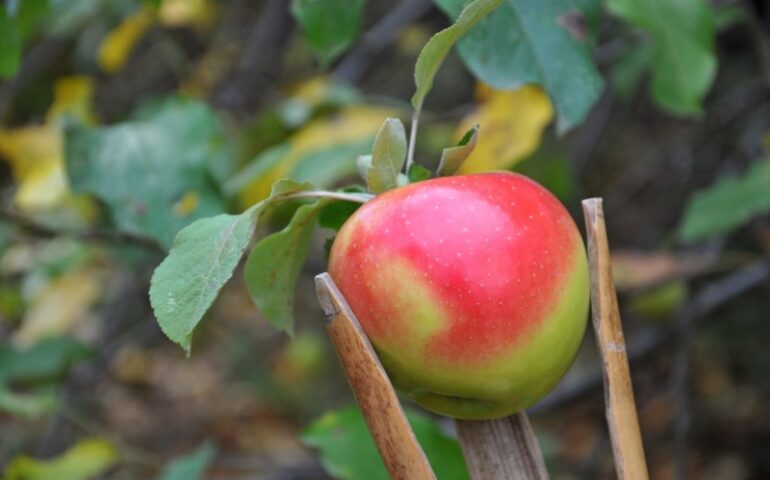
{"left": 172, "top": 190, "right": 199, "bottom": 217}
{"left": 159, "top": 0, "right": 217, "bottom": 28}
{"left": 457, "top": 85, "right": 553, "bottom": 174}
{"left": 0, "top": 76, "right": 95, "bottom": 211}
{"left": 14, "top": 267, "right": 105, "bottom": 348}
{"left": 238, "top": 106, "right": 397, "bottom": 208}
{"left": 98, "top": 6, "right": 155, "bottom": 74}
{"left": 3, "top": 438, "right": 117, "bottom": 480}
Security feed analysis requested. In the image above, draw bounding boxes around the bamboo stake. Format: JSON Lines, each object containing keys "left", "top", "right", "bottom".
{"left": 582, "top": 198, "right": 650, "bottom": 480}
{"left": 455, "top": 413, "right": 549, "bottom": 479}
{"left": 314, "top": 273, "right": 437, "bottom": 480}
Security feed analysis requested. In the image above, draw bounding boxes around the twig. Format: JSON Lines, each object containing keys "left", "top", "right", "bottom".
{"left": 455, "top": 414, "right": 549, "bottom": 479}
{"left": 333, "top": 0, "right": 435, "bottom": 83}
{"left": 582, "top": 198, "right": 650, "bottom": 480}
{"left": 531, "top": 259, "right": 770, "bottom": 413}
{"left": 314, "top": 273, "right": 436, "bottom": 480}
{"left": 405, "top": 110, "right": 419, "bottom": 173}
{"left": 0, "top": 208, "right": 166, "bottom": 254}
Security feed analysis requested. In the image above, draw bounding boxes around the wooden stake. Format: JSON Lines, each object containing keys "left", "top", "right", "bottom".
{"left": 582, "top": 198, "right": 650, "bottom": 480}
{"left": 315, "top": 273, "right": 437, "bottom": 480}
{"left": 455, "top": 413, "right": 549, "bottom": 479}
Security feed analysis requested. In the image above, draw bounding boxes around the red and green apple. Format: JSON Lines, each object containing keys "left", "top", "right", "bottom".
{"left": 329, "top": 172, "right": 589, "bottom": 420}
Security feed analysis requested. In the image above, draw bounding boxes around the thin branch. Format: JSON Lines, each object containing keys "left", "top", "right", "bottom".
{"left": 276, "top": 190, "right": 374, "bottom": 203}
{"left": 405, "top": 110, "right": 420, "bottom": 173}
{"left": 0, "top": 208, "right": 166, "bottom": 254}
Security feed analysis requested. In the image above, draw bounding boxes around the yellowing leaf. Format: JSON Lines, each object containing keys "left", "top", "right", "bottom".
{"left": 0, "top": 76, "right": 95, "bottom": 211}
{"left": 14, "top": 267, "right": 105, "bottom": 348}
{"left": 457, "top": 85, "right": 553, "bottom": 174}
{"left": 98, "top": 6, "right": 155, "bottom": 74}
{"left": 159, "top": 0, "right": 217, "bottom": 28}
{"left": 3, "top": 438, "right": 117, "bottom": 480}
{"left": 172, "top": 191, "right": 200, "bottom": 217}
{"left": 238, "top": 106, "right": 396, "bottom": 207}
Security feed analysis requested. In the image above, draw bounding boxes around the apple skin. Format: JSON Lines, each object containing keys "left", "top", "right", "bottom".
{"left": 329, "top": 172, "right": 589, "bottom": 419}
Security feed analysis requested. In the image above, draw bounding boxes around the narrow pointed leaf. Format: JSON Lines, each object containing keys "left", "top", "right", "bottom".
{"left": 437, "top": 125, "right": 479, "bottom": 176}
{"left": 368, "top": 118, "right": 407, "bottom": 193}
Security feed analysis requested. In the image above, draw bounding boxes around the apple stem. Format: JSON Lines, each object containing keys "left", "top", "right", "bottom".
{"left": 582, "top": 198, "right": 650, "bottom": 480}
{"left": 405, "top": 109, "right": 420, "bottom": 174}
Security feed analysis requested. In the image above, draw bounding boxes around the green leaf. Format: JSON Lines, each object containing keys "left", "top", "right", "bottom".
{"left": 610, "top": 44, "right": 652, "bottom": 98}
{"left": 291, "top": 0, "right": 366, "bottom": 66}
{"left": 158, "top": 442, "right": 216, "bottom": 480}
{"left": 245, "top": 199, "right": 329, "bottom": 334}
{"left": 434, "top": 0, "right": 603, "bottom": 131}
{"left": 0, "top": 9, "right": 22, "bottom": 78}
{"left": 412, "top": 0, "right": 502, "bottom": 112}
{"left": 3, "top": 438, "right": 117, "bottom": 480}
{"left": 150, "top": 179, "right": 317, "bottom": 353}
{"left": 437, "top": 125, "right": 479, "bottom": 176}
{"left": 303, "top": 406, "right": 469, "bottom": 480}
{"left": 678, "top": 160, "right": 770, "bottom": 242}
{"left": 356, "top": 154, "right": 373, "bottom": 183}
{"left": 606, "top": 0, "right": 716, "bottom": 115}
{"left": 0, "top": 337, "right": 91, "bottom": 383}
{"left": 0, "top": 386, "right": 56, "bottom": 418}
{"left": 408, "top": 163, "right": 432, "bottom": 183}
{"left": 368, "top": 118, "right": 407, "bottom": 194}
{"left": 319, "top": 187, "right": 364, "bottom": 231}
{"left": 64, "top": 97, "right": 229, "bottom": 248}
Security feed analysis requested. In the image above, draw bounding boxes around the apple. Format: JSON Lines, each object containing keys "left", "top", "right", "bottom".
{"left": 328, "top": 172, "right": 589, "bottom": 419}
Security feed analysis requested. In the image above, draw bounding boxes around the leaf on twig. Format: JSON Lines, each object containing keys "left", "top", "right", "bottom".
{"left": 437, "top": 125, "right": 478, "bottom": 176}
{"left": 367, "top": 118, "right": 407, "bottom": 193}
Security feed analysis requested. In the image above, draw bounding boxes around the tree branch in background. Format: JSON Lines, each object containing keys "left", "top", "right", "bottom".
{"left": 333, "top": 0, "right": 435, "bottom": 83}
{"left": 0, "top": 208, "right": 166, "bottom": 254}
{"left": 531, "top": 260, "right": 770, "bottom": 414}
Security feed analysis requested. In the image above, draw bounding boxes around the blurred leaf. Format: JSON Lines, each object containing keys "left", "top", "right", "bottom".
{"left": 303, "top": 406, "right": 469, "bottom": 480}
{"left": 3, "top": 438, "right": 117, "bottom": 480}
{"left": 0, "top": 386, "right": 56, "bottom": 418}
{"left": 607, "top": 0, "right": 716, "bottom": 115}
{"left": 412, "top": 0, "right": 502, "bottom": 112}
{"left": 437, "top": 125, "right": 478, "bottom": 176}
{"left": 629, "top": 281, "right": 688, "bottom": 318}
{"left": 14, "top": 267, "right": 104, "bottom": 348}
{"left": 64, "top": 97, "right": 229, "bottom": 247}
{"left": 319, "top": 188, "right": 363, "bottom": 231}
{"left": 150, "top": 180, "right": 314, "bottom": 353}
{"left": 611, "top": 250, "right": 719, "bottom": 290}
{"left": 0, "top": 336, "right": 90, "bottom": 383}
{"left": 0, "top": 76, "right": 95, "bottom": 212}
{"left": 0, "top": 9, "right": 22, "bottom": 78}
{"left": 277, "top": 77, "right": 359, "bottom": 128}
{"left": 367, "top": 118, "right": 407, "bottom": 193}
{"left": 245, "top": 199, "right": 329, "bottom": 334}
{"left": 159, "top": 0, "right": 217, "bottom": 28}
{"left": 291, "top": 0, "right": 366, "bottom": 66}
{"left": 610, "top": 44, "right": 652, "bottom": 98}
{"left": 514, "top": 147, "right": 575, "bottom": 201}
{"left": 158, "top": 442, "right": 216, "bottom": 480}
{"left": 435, "top": 0, "right": 603, "bottom": 131}
{"left": 457, "top": 85, "right": 553, "bottom": 174}
{"left": 678, "top": 160, "right": 770, "bottom": 242}
{"left": 232, "top": 106, "right": 395, "bottom": 208}
{"left": 97, "top": 5, "right": 155, "bottom": 74}
{"left": 408, "top": 163, "right": 432, "bottom": 183}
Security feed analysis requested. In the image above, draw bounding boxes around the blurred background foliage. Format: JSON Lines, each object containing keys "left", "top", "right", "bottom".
{"left": 0, "top": 0, "right": 768, "bottom": 478}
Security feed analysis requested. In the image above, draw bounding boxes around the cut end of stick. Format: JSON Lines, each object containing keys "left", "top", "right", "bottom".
{"left": 314, "top": 273, "right": 339, "bottom": 325}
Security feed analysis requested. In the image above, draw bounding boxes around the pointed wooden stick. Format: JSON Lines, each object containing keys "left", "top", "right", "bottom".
{"left": 315, "top": 273, "right": 437, "bottom": 480}
{"left": 455, "top": 413, "right": 549, "bottom": 479}
{"left": 582, "top": 198, "right": 650, "bottom": 480}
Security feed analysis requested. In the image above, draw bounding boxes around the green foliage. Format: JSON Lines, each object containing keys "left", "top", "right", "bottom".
{"left": 368, "top": 118, "right": 407, "bottom": 193}
{"left": 408, "top": 163, "right": 432, "bottom": 183}
{"left": 412, "top": 0, "right": 502, "bottom": 111}
{"left": 606, "top": 0, "right": 716, "bottom": 115}
{"left": 437, "top": 125, "right": 478, "bottom": 176}
{"left": 291, "top": 0, "right": 367, "bottom": 66}
{"left": 318, "top": 188, "right": 365, "bottom": 231}
{"left": 150, "top": 180, "right": 315, "bottom": 353}
{"left": 0, "top": 10, "right": 22, "bottom": 78}
{"left": 678, "top": 160, "right": 770, "bottom": 242}
{"left": 0, "top": 336, "right": 91, "bottom": 383}
{"left": 158, "top": 442, "right": 216, "bottom": 480}
{"left": 245, "top": 200, "right": 329, "bottom": 334}
{"left": 303, "top": 406, "right": 469, "bottom": 480}
{"left": 435, "top": 0, "right": 603, "bottom": 131}
{"left": 64, "top": 97, "right": 229, "bottom": 248}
